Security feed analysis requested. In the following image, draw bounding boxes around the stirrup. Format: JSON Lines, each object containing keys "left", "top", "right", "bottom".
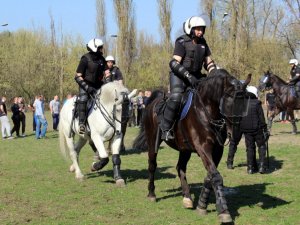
{"left": 79, "top": 124, "right": 86, "bottom": 134}
{"left": 161, "top": 130, "right": 174, "bottom": 141}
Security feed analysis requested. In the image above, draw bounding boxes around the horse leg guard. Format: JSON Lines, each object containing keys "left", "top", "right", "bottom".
{"left": 291, "top": 120, "right": 297, "bottom": 134}
{"left": 226, "top": 143, "right": 237, "bottom": 169}
{"left": 91, "top": 157, "right": 109, "bottom": 172}
{"left": 112, "top": 154, "right": 122, "bottom": 180}
{"left": 258, "top": 145, "right": 267, "bottom": 174}
{"left": 112, "top": 154, "right": 125, "bottom": 186}
{"left": 197, "top": 177, "right": 212, "bottom": 215}
{"left": 210, "top": 172, "right": 232, "bottom": 223}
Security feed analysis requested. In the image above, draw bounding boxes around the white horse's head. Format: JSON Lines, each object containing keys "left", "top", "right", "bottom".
{"left": 97, "top": 82, "right": 137, "bottom": 131}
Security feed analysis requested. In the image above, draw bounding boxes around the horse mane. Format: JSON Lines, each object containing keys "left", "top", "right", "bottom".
{"left": 268, "top": 72, "right": 288, "bottom": 85}
{"left": 99, "top": 82, "right": 128, "bottom": 105}
{"left": 197, "top": 69, "right": 229, "bottom": 100}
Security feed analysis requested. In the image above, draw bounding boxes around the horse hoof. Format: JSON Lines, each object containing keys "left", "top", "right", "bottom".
{"left": 115, "top": 179, "right": 125, "bottom": 187}
{"left": 218, "top": 213, "right": 232, "bottom": 223}
{"left": 196, "top": 207, "right": 207, "bottom": 216}
{"left": 69, "top": 165, "right": 75, "bottom": 173}
{"left": 148, "top": 196, "right": 156, "bottom": 202}
{"left": 182, "top": 197, "right": 193, "bottom": 209}
{"left": 76, "top": 174, "right": 85, "bottom": 181}
{"left": 91, "top": 162, "right": 98, "bottom": 172}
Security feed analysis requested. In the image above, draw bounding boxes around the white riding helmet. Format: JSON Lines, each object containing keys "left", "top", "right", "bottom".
{"left": 183, "top": 16, "right": 206, "bottom": 35}
{"left": 289, "top": 59, "right": 298, "bottom": 65}
{"left": 105, "top": 55, "right": 115, "bottom": 62}
{"left": 86, "top": 38, "right": 104, "bottom": 52}
{"left": 246, "top": 86, "right": 258, "bottom": 97}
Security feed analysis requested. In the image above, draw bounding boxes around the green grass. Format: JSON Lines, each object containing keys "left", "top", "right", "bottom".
{"left": 0, "top": 112, "right": 300, "bottom": 225}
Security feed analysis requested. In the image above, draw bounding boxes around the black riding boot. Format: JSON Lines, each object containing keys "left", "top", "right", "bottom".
{"left": 78, "top": 101, "right": 87, "bottom": 134}
{"left": 258, "top": 145, "right": 267, "bottom": 174}
{"left": 161, "top": 96, "right": 181, "bottom": 141}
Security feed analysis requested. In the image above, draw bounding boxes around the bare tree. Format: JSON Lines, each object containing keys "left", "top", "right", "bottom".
{"left": 95, "top": 0, "right": 106, "bottom": 43}
{"left": 157, "top": 0, "right": 172, "bottom": 53}
{"left": 113, "top": 0, "right": 136, "bottom": 84}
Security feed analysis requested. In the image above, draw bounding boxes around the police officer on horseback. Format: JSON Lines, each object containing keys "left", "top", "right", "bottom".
{"left": 104, "top": 55, "right": 124, "bottom": 84}
{"left": 75, "top": 38, "right": 106, "bottom": 134}
{"left": 288, "top": 59, "right": 300, "bottom": 96}
{"left": 161, "top": 16, "right": 216, "bottom": 141}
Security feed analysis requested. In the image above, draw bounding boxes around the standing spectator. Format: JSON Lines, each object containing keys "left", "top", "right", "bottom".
{"left": 265, "top": 89, "right": 276, "bottom": 119}
{"left": 280, "top": 111, "right": 288, "bottom": 123}
{"left": 49, "top": 95, "right": 60, "bottom": 131}
{"left": 28, "top": 96, "right": 38, "bottom": 133}
{"left": 265, "top": 89, "right": 276, "bottom": 131}
{"left": 0, "top": 96, "right": 14, "bottom": 140}
{"left": 136, "top": 91, "right": 144, "bottom": 127}
{"left": 34, "top": 95, "right": 48, "bottom": 139}
{"left": 143, "top": 90, "right": 152, "bottom": 106}
{"left": 18, "top": 96, "right": 26, "bottom": 137}
{"left": 63, "top": 93, "right": 73, "bottom": 105}
{"left": 11, "top": 97, "right": 21, "bottom": 138}
{"left": 240, "top": 86, "right": 269, "bottom": 174}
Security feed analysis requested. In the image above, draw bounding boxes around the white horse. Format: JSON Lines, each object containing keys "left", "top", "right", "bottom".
{"left": 59, "top": 82, "right": 137, "bottom": 185}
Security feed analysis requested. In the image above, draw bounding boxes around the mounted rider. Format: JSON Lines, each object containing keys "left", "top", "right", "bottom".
{"left": 104, "top": 55, "right": 124, "bottom": 84}
{"left": 161, "top": 16, "right": 217, "bottom": 141}
{"left": 75, "top": 38, "right": 106, "bottom": 134}
{"left": 288, "top": 59, "right": 300, "bottom": 96}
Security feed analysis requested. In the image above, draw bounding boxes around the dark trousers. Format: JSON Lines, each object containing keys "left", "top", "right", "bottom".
{"left": 11, "top": 116, "right": 20, "bottom": 136}
{"left": 52, "top": 113, "right": 59, "bottom": 130}
{"left": 244, "top": 130, "right": 265, "bottom": 169}
{"left": 20, "top": 113, "right": 26, "bottom": 134}
{"left": 137, "top": 108, "right": 143, "bottom": 126}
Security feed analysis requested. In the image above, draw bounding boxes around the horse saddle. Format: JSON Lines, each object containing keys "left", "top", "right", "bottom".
{"left": 155, "top": 89, "right": 195, "bottom": 124}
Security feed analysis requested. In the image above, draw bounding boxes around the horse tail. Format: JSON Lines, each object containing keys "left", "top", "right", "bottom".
{"left": 133, "top": 89, "right": 165, "bottom": 151}
{"left": 59, "top": 114, "right": 69, "bottom": 160}
{"left": 132, "top": 124, "right": 148, "bottom": 151}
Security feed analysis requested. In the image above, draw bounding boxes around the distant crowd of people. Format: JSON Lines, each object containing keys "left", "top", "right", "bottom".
{"left": 0, "top": 94, "right": 70, "bottom": 140}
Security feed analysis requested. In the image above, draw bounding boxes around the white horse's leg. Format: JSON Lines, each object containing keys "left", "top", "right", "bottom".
{"left": 90, "top": 132, "right": 110, "bottom": 171}
{"left": 66, "top": 137, "right": 85, "bottom": 180}
{"left": 69, "top": 137, "right": 87, "bottom": 172}
{"left": 110, "top": 134, "right": 125, "bottom": 187}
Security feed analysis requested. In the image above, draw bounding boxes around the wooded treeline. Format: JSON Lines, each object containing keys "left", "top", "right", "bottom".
{"left": 0, "top": 0, "right": 299, "bottom": 103}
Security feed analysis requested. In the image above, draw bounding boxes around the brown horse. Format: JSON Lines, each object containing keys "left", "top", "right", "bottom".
{"left": 258, "top": 71, "right": 300, "bottom": 134}
{"left": 133, "top": 69, "right": 251, "bottom": 223}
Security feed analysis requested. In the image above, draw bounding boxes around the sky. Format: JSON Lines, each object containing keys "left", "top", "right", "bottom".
{"left": 0, "top": 0, "right": 211, "bottom": 44}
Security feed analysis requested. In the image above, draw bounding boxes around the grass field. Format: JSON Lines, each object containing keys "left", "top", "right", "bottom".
{"left": 1, "top": 112, "right": 300, "bottom": 225}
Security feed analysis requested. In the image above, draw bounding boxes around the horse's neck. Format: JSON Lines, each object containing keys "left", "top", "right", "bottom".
{"left": 272, "top": 77, "right": 287, "bottom": 95}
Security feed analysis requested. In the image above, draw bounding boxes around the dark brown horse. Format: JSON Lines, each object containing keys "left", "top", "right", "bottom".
{"left": 258, "top": 71, "right": 300, "bottom": 134}
{"left": 133, "top": 69, "right": 251, "bottom": 223}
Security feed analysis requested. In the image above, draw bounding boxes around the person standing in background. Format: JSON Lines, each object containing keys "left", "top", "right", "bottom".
{"left": 11, "top": 97, "right": 21, "bottom": 138}
{"left": 49, "top": 95, "right": 60, "bottom": 131}
{"left": 34, "top": 95, "right": 48, "bottom": 139}
{"left": 0, "top": 96, "right": 14, "bottom": 140}
{"left": 18, "top": 96, "right": 26, "bottom": 137}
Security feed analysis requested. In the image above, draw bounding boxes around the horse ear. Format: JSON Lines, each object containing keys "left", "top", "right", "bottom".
{"left": 243, "top": 73, "right": 252, "bottom": 88}
{"left": 128, "top": 89, "right": 138, "bottom": 99}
